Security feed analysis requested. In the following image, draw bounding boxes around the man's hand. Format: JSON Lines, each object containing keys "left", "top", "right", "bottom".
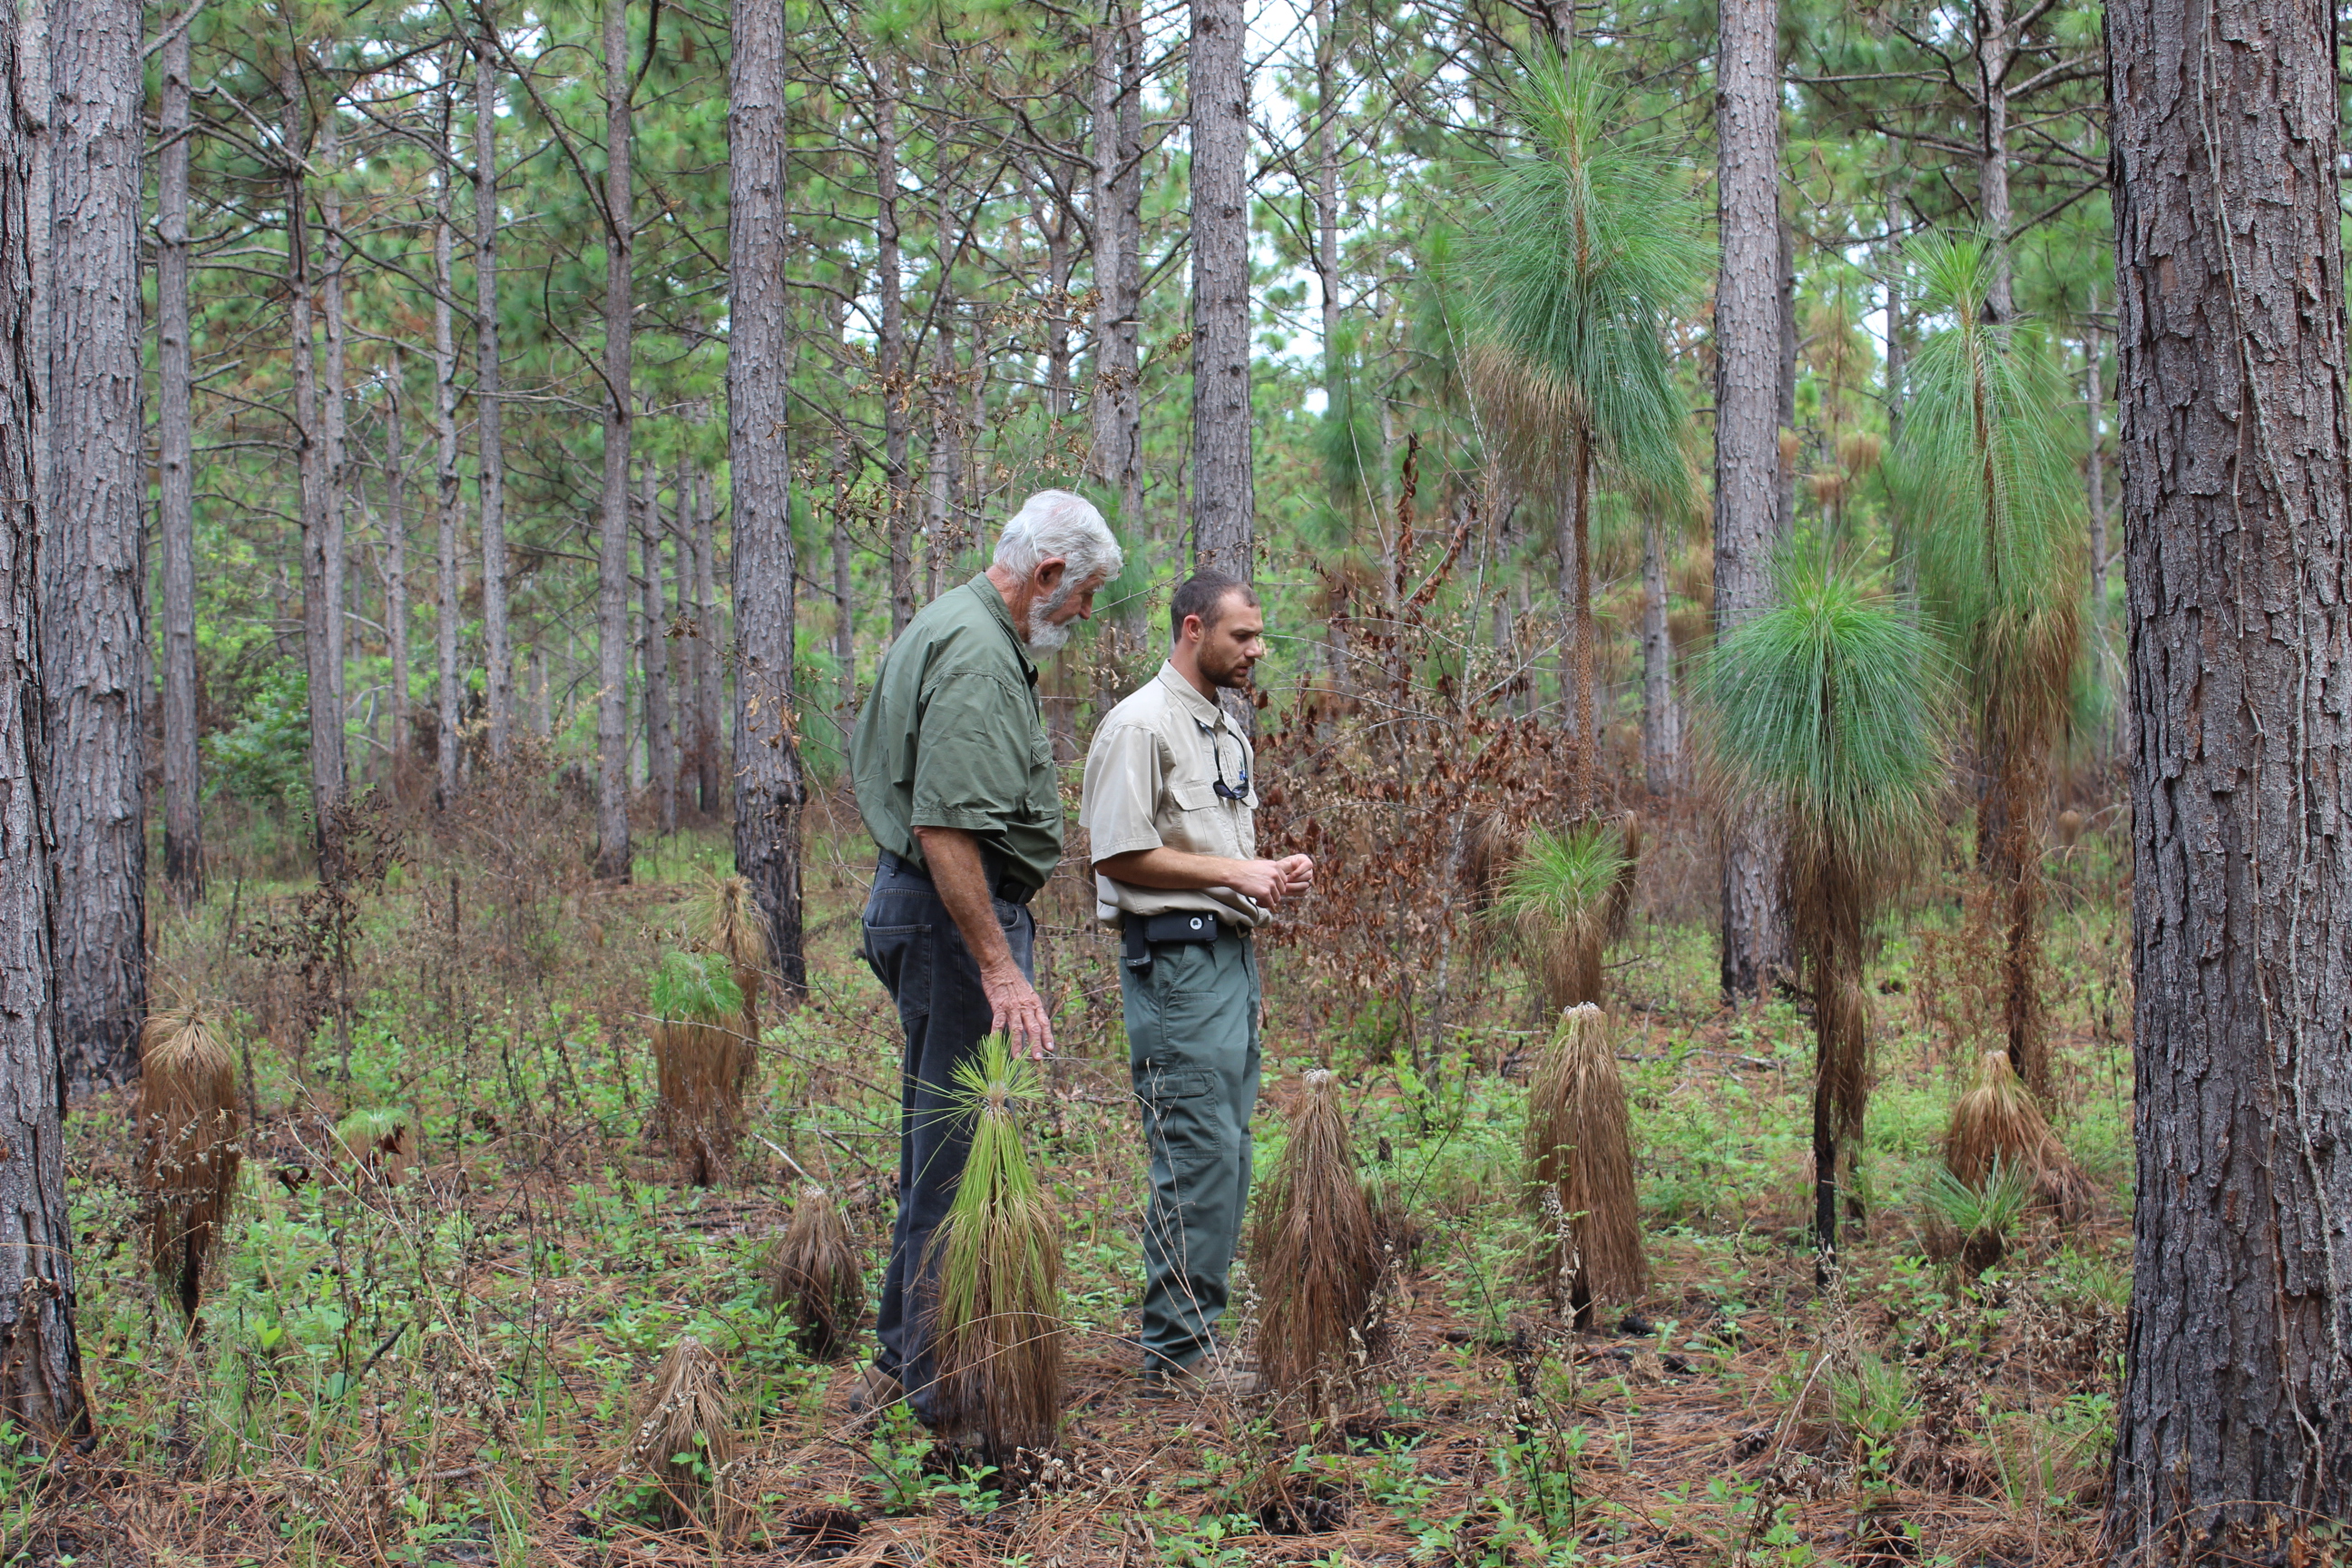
{"left": 981, "top": 959, "right": 1055, "bottom": 1060}
{"left": 1226, "top": 858, "right": 1303, "bottom": 908}
{"left": 1276, "top": 854, "right": 1316, "bottom": 894}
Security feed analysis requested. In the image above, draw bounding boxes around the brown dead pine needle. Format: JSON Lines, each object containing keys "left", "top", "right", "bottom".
{"left": 139, "top": 1006, "right": 242, "bottom": 1325}
{"left": 1250, "top": 1069, "right": 1387, "bottom": 1413}
{"left": 1524, "top": 1003, "right": 1647, "bottom": 1327}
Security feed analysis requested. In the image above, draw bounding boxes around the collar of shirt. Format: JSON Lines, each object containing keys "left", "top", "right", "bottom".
{"left": 1154, "top": 660, "right": 1233, "bottom": 730}
{"left": 966, "top": 571, "right": 1038, "bottom": 686}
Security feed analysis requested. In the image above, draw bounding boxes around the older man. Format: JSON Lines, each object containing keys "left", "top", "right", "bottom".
{"left": 1080, "top": 571, "right": 1313, "bottom": 1391}
{"left": 849, "top": 489, "right": 1122, "bottom": 1429}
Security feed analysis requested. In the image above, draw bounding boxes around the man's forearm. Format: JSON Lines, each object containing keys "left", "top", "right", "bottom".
{"left": 1093, "top": 846, "right": 1239, "bottom": 892}
{"left": 914, "top": 826, "right": 1018, "bottom": 972}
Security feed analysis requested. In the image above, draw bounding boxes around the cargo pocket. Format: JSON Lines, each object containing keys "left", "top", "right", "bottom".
{"left": 1135, "top": 1066, "right": 1224, "bottom": 1198}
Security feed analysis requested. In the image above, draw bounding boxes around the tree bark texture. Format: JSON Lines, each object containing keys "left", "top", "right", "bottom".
{"left": 1189, "top": 0, "right": 1253, "bottom": 580}
{"left": 474, "top": 41, "right": 512, "bottom": 762}
{"left": 1976, "top": 0, "right": 2015, "bottom": 324}
{"left": 1714, "top": 0, "right": 1788, "bottom": 1000}
{"left": 318, "top": 99, "right": 348, "bottom": 720}
{"left": 158, "top": 21, "right": 200, "bottom": 906}
{"left": 695, "top": 469, "right": 724, "bottom": 812}
{"left": 2086, "top": 302, "right": 2108, "bottom": 622}
{"left": 432, "top": 149, "right": 463, "bottom": 803}
{"left": 42, "top": 0, "right": 145, "bottom": 1089}
{"left": 873, "top": 56, "right": 914, "bottom": 638}
{"left": 1641, "top": 511, "right": 1678, "bottom": 795}
{"left": 281, "top": 50, "right": 345, "bottom": 865}
{"left": 593, "top": 0, "right": 633, "bottom": 883}
{"left": 0, "top": 0, "right": 90, "bottom": 1441}
{"left": 641, "top": 466, "right": 674, "bottom": 830}
{"left": 383, "top": 364, "right": 410, "bottom": 790}
{"left": 2107, "top": 0, "right": 2352, "bottom": 1552}
{"left": 728, "top": 0, "right": 808, "bottom": 996}
{"left": 1086, "top": 0, "right": 1143, "bottom": 534}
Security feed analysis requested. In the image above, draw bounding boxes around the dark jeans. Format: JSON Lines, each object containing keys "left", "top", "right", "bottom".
{"left": 860, "top": 854, "right": 1036, "bottom": 1426}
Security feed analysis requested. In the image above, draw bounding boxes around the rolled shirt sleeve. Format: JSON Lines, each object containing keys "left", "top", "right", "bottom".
{"left": 1081, "top": 720, "right": 1168, "bottom": 861}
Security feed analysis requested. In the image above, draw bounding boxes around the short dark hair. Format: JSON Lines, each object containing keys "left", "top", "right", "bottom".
{"left": 1170, "top": 572, "right": 1259, "bottom": 642}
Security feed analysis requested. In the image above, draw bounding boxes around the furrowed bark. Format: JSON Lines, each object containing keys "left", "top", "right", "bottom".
{"left": 0, "top": 0, "right": 92, "bottom": 1445}
{"left": 319, "top": 96, "right": 348, "bottom": 727}
{"left": 593, "top": 0, "right": 633, "bottom": 883}
{"left": 383, "top": 358, "right": 410, "bottom": 791}
{"left": 473, "top": 38, "right": 511, "bottom": 761}
{"left": 1189, "top": 0, "right": 1253, "bottom": 583}
{"left": 43, "top": 0, "right": 146, "bottom": 1086}
{"left": 2105, "top": 0, "right": 2352, "bottom": 1551}
{"left": 432, "top": 138, "right": 463, "bottom": 802}
{"left": 1640, "top": 510, "right": 1678, "bottom": 795}
{"left": 1714, "top": 0, "right": 1788, "bottom": 1000}
{"left": 642, "top": 465, "right": 674, "bottom": 832}
{"left": 728, "top": 0, "right": 807, "bottom": 995}
{"left": 873, "top": 55, "right": 913, "bottom": 636}
{"left": 158, "top": 19, "right": 201, "bottom": 906}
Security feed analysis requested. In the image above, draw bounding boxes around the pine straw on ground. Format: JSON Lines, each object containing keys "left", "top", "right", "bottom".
{"left": 33, "top": 1038, "right": 2122, "bottom": 1568}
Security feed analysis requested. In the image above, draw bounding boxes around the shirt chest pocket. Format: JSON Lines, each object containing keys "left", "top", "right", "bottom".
{"left": 1167, "top": 779, "right": 1234, "bottom": 855}
{"left": 1023, "top": 728, "right": 1057, "bottom": 816}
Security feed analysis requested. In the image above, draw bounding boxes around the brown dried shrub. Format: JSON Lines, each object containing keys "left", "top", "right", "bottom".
{"left": 1524, "top": 1003, "right": 1647, "bottom": 1326}
{"left": 139, "top": 1006, "right": 242, "bottom": 1324}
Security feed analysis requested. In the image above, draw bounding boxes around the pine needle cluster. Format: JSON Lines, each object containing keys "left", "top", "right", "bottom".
{"left": 138, "top": 1006, "right": 241, "bottom": 1325}
{"left": 1943, "top": 1050, "right": 2092, "bottom": 1222}
{"left": 630, "top": 1336, "right": 738, "bottom": 1532}
{"left": 1487, "top": 818, "right": 1638, "bottom": 1009}
{"left": 762, "top": 1184, "right": 866, "bottom": 1360}
{"left": 926, "top": 1034, "right": 1064, "bottom": 1468}
{"left": 1523, "top": 1004, "right": 1646, "bottom": 1326}
{"left": 1250, "top": 1070, "right": 1389, "bottom": 1415}
{"left": 650, "top": 949, "right": 751, "bottom": 1187}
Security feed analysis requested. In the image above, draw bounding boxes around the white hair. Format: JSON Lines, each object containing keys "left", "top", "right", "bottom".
{"left": 993, "top": 490, "right": 1123, "bottom": 588}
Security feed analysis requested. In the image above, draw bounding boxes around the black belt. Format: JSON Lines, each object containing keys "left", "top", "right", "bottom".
{"left": 877, "top": 848, "right": 1037, "bottom": 906}
{"left": 1121, "top": 910, "right": 1232, "bottom": 969}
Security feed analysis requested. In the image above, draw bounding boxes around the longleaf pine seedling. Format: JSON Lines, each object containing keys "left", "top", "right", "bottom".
{"left": 926, "top": 1033, "right": 1064, "bottom": 1472}
{"left": 1250, "top": 1068, "right": 1390, "bottom": 1419}
{"left": 763, "top": 1182, "right": 867, "bottom": 1360}
{"left": 649, "top": 949, "right": 750, "bottom": 1187}
{"left": 1524, "top": 1003, "right": 1646, "bottom": 1328}
{"left": 1487, "top": 818, "right": 1638, "bottom": 1009}
{"left": 1944, "top": 1049, "right": 2092, "bottom": 1222}
{"left": 630, "top": 1335, "right": 738, "bottom": 1534}
{"left": 137, "top": 1005, "right": 241, "bottom": 1326}
{"left": 701, "top": 873, "right": 769, "bottom": 1094}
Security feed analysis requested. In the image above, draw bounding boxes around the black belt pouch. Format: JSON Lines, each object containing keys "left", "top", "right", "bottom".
{"left": 1121, "top": 911, "right": 1222, "bottom": 971}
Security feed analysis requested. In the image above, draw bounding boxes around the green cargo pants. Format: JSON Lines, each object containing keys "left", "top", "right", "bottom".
{"left": 1122, "top": 928, "right": 1260, "bottom": 1374}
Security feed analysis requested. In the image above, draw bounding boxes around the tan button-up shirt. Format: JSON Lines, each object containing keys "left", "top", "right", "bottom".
{"left": 1079, "top": 662, "right": 1269, "bottom": 931}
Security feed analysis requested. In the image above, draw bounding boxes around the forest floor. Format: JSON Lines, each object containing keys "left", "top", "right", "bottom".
{"left": 14, "top": 797, "right": 2134, "bottom": 1567}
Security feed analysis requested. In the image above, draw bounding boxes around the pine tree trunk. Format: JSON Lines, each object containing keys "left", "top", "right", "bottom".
{"left": 158, "top": 20, "right": 201, "bottom": 906}
{"left": 0, "top": 0, "right": 88, "bottom": 1431}
{"left": 43, "top": 0, "right": 146, "bottom": 1088}
{"left": 432, "top": 143, "right": 463, "bottom": 803}
{"left": 593, "top": 0, "right": 634, "bottom": 883}
{"left": 2084, "top": 303, "right": 2106, "bottom": 625}
{"left": 831, "top": 432, "right": 854, "bottom": 723}
{"left": 874, "top": 58, "right": 914, "bottom": 636}
{"left": 1086, "top": 0, "right": 1143, "bottom": 534}
{"left": 2106, "top": 0, "right": 2352, "bottom": 1549}
{"left": 1976, "top": 0, "right": 2014, "bottom": 324}
{"left": 641, "top": 465, "right": 674, "bottom": 832}
{"left": 383, "top": 359, "right": 410, "bottom": 792}
{"left": 729, "top": 0, "right": 807, "bottom": 995}
{"left": 924, "top": 308, "right": 957, "bottom": 602}
{"left": 1190, "top": 0, "right": 1252, "bottom": 582}
{"left": 1714, "top": 0, "right": 1788, "bottom": 1001}
{"left": 672, "top": 459, "right": 702, "bottom": 805}
{"left": 694, "top": 468, "right": 723, "bottom": 815}
{"left": 319, "top": 100, "right": 348, "bottom": 726}
{"left": 473, "top": 40, "right": 512, "bottom": 762}
{"left": 281, "top": 49, "right": 344, "bottom": 870}
{"left": 1640, "top": 511, "right": 1678, "bottom": 796}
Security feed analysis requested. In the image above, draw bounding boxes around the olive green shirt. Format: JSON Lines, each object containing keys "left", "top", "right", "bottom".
{"left": 849, "top": 573, "right": 1063, "bottom": 889}
{"left": 1078, "top": 662, "right": 1269, "bottom": 931}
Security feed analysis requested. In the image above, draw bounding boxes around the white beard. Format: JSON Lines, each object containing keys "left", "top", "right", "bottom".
{"left": 1024, "top": 582, "right": 1078, "bottom": 653}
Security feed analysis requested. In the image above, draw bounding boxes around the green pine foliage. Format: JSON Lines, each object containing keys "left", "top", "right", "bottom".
{"left": 650, "top": 950, "right": 743, "bottom": 1025}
